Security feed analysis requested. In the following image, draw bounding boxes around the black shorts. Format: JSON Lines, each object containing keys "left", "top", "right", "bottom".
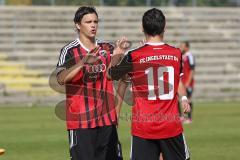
{"left": 131, "top": 133, "right": 190, "bottom": 160}
{"left": 68, "top": 125, "right": 123, "bottom": 160}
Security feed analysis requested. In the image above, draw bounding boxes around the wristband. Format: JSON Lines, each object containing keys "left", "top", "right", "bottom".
{"left": 181, "top": 96, "right": 188, "bottom": 101}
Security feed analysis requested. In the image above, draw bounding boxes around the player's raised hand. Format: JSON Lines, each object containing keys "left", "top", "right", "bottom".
{"left": 111, "top": 37, "right": 129, "bottom": 67}
{"left": 182, "top": 98, "right": 191, "bottom": 113}
{"left": 114, "top": 37, "right": 128, "bottom": 55}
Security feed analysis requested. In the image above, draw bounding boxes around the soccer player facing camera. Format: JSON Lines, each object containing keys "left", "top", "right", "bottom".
{"left": 55, "top": 6, "right": 125, "bottom": 160}
{"left": 109, "top": 8, "right": 191, "bottom": 160}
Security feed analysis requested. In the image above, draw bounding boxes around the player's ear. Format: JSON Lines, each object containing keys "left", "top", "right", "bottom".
{"left": 75, "top": 23, "right": 81, "bottom": 30}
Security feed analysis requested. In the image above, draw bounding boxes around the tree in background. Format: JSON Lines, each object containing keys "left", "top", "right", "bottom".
{"left": 7, "top": 0, "right": 32, "bottom": 5}
{"left": 197, "top": 0, "right": 232, "bottom": 6}
{"left": 67, "top": 0, "right": 100, "bottom": 6}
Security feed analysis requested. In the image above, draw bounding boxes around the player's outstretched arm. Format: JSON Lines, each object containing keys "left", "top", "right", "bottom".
{"left": 178, "top": 79, "right": 186, "bottom": 97}
{"left": 57, "top": 46, "right": 101, "bottom": 85}
{"left": 57, "top": 61, "right": 84, "bottom": 85}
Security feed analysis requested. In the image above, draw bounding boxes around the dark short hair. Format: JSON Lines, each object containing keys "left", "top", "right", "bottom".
{"left": 142, "top": 8, "right": 165, "bottom": 36}
{"left": 74, "top": 6, "right": 98, "bottom": 24}
{"left": 183, "top": 41, "right": 190, "bottom": 48}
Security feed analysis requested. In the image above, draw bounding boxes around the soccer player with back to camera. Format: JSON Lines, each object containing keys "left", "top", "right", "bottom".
{"left": 109, "top": 8, "right": 191, "bottom": 160}
{"left": 55, "top": 6, "right": 126, "bottom": 160}
{"left": 180, "top": 41, "right": 195, "bottom": 124}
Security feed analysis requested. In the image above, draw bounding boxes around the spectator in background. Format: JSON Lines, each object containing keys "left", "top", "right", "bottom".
{"left": 180, "top": 41, "right": 196, "bottom": 124}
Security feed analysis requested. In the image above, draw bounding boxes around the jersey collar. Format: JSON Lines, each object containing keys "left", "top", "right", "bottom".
{"left": 145, "top": 42, "right": 165, "bottom": 46}
{"left": 77, "top": 38, "right": 98, "bottom": 52}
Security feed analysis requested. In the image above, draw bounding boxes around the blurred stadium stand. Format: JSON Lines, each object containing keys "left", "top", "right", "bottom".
{"left": 0, "top": 6, "right": 240, "bottom": 105}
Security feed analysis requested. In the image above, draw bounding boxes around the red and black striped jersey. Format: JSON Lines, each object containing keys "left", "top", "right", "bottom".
{"left": 56, "top": 38, "right": 117, "bottom": 129}
{"left": 110, "top": 42, "right": 183, "bottom": 139}
{"left": 181, "top": 51, "right": 195, "bottom": 88}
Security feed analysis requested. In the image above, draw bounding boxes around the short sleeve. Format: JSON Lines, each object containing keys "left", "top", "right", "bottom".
{"left": 56, "top": 49, "right": 73, "bottom": 75}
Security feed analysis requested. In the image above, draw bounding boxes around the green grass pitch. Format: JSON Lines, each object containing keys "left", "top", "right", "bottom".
{"left": 0, "top": 102, "right": 240, "bottom": 160}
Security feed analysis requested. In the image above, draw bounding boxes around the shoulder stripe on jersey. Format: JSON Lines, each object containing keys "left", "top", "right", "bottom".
{"left": 59, "top": 40, "right": 79, "bottom": 66}
{"left": 58, "top": 40, "right": 78, "bottom": 66}
{"left": 58, "top": 40, "right": 79, "bottom": 66}
{"left": 59, "top": 40, "right": 76, "bottom": 66}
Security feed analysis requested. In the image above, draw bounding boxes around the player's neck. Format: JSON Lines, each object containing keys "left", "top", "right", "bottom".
{"left": 146, "top": 35, "right": 164, "bottom": 43}
{"left": 79, "top": 35, "right": 96, "bottom": 51}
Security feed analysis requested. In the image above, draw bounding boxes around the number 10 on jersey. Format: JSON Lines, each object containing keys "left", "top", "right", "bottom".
{"left": 145, "top": 66, "right": 174, "bottom": 100}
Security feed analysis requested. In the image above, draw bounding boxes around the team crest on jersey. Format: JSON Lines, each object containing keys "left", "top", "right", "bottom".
{"left": 99, "top": 50, "right": 107, "bottom": 58}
